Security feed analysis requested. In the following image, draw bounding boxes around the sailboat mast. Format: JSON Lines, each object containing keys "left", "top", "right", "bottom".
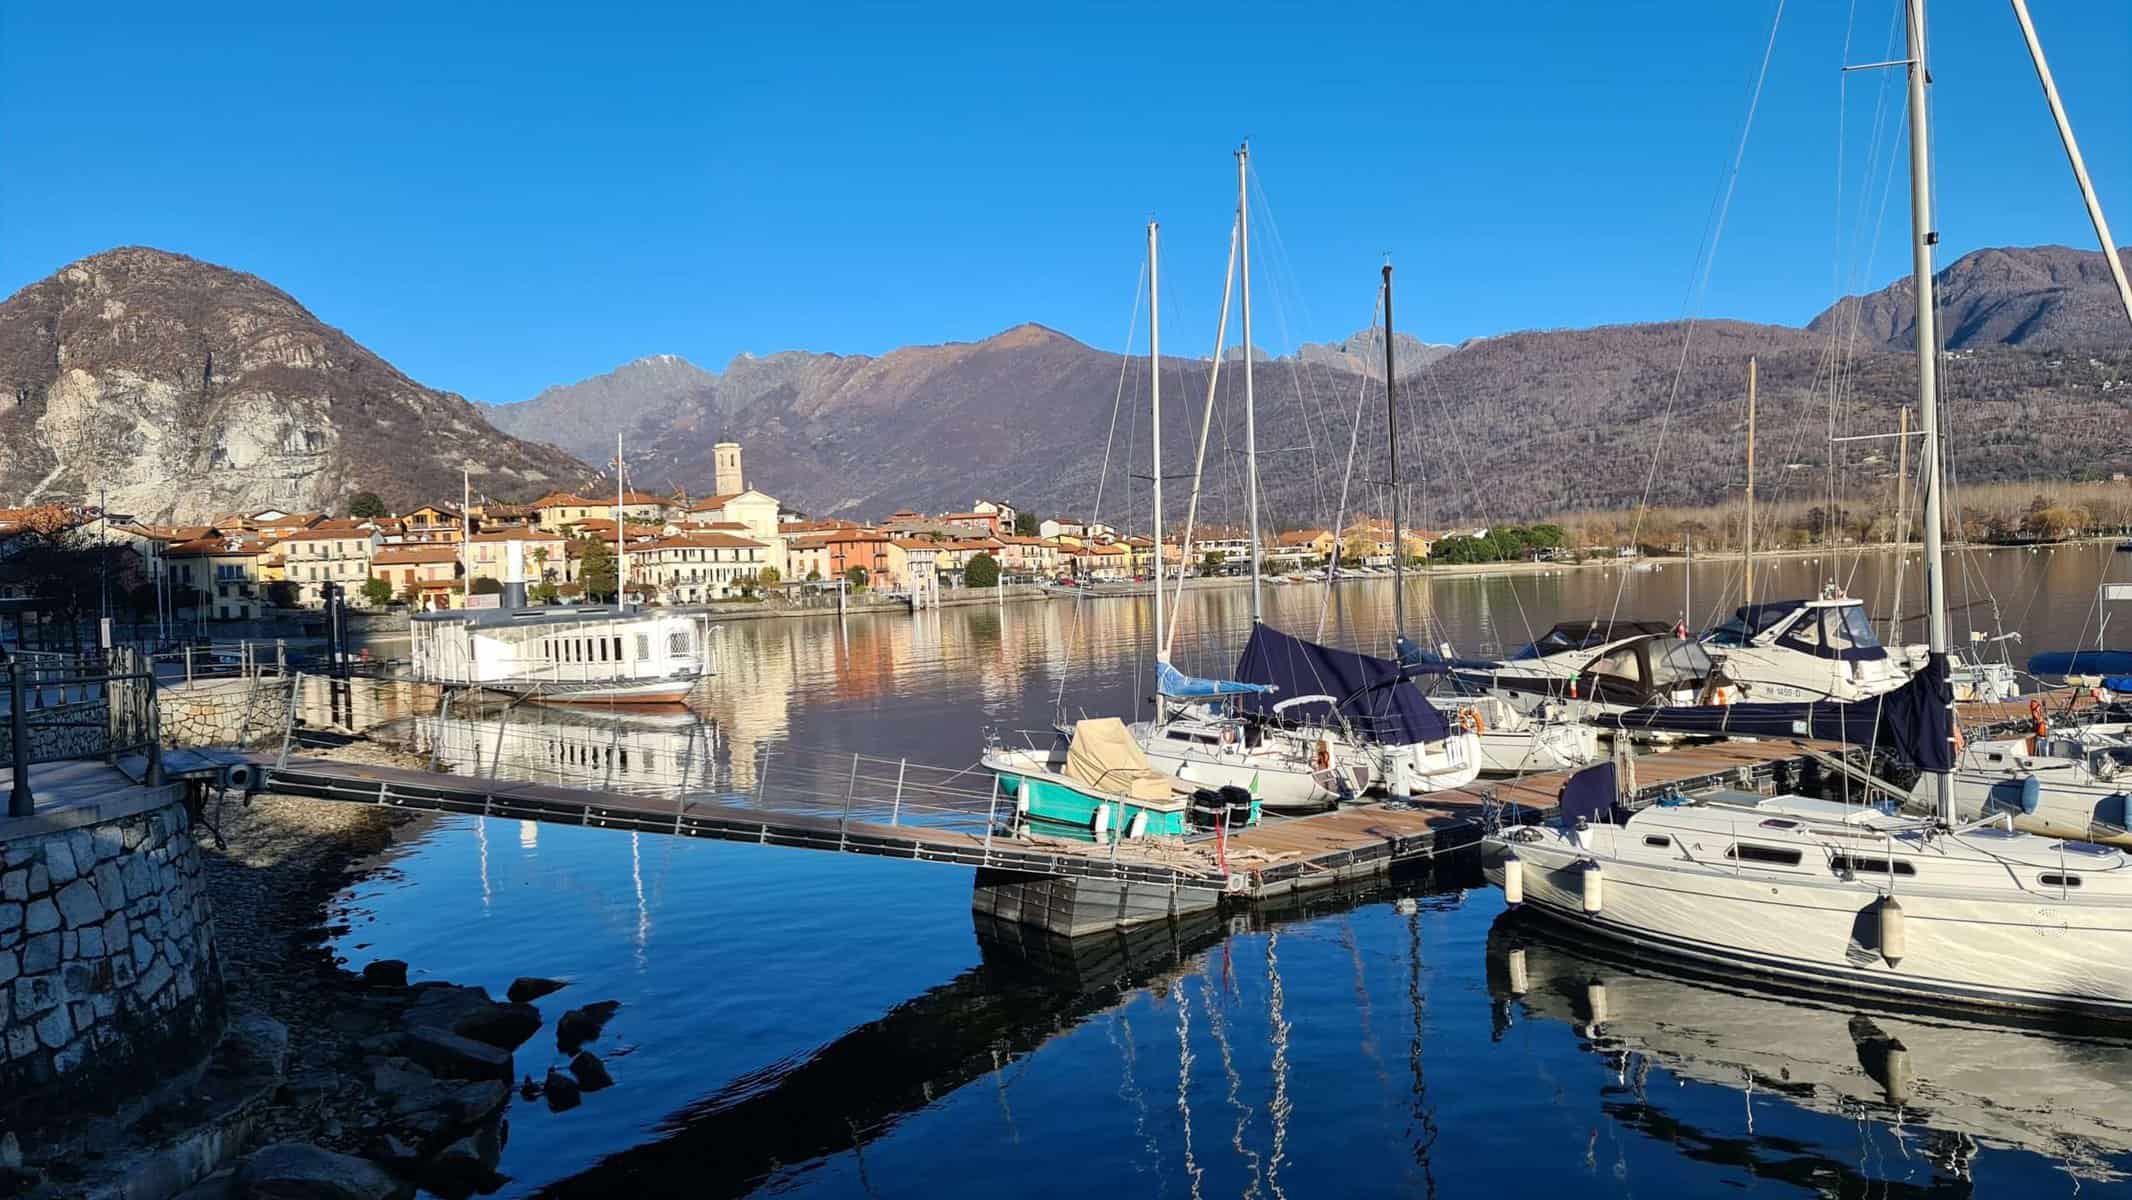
{"left": 1238, "top": 144, "right": 1263, "bottom": 624}
{"left": 1888, "top": 404, "right": 1911, "bottom": 645}
{"left": 1742, "top": 357, "right": 1757, "bottom": 608}
{"left": 1148, "top": 220, "right": 1166, "bottom": 666}
{"left": 1904, "top": 0, "right": 1955, "bottom": 823}
{"left": 1384, "top": 263, "right": 1404, "bottom": 639}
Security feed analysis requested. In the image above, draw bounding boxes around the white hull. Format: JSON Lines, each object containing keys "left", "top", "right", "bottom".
{"left": 1483, "top": 801, "right": 2132, "bottom": 1018}
{"left": 1472, "top": 724, "right": 1602, "bottom": 775}
{"left": 477, "top": 673, "right": 702, "bottom": 705}
{"left": 1132, "top": 720, "right": 1364, "bottom": 810}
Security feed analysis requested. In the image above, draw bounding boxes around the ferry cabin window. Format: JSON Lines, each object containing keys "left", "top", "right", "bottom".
{"left": 612, "top": 636, "right": 623, "bottom": 661}
{"left": 669, "top": 629, "right": 692, "bottom": 655}
{"left": 636, "top": 633, "right": 651, "bottom": 660}
{"left": 1829, "top": 854, "right": 1916, "bottom": 877}
{"left": 1726, "top": 843, "right": 1805, "bottom": 866}
{"left": 597, "top": 638, "right": 608, "bottom": 662}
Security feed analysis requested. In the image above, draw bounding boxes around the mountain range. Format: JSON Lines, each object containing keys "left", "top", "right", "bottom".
{"left": 1, "top": 244, "right": 2123, "bottom": 528}
{"left": 487, "top": 244, "right": 2130, "bottom": 523}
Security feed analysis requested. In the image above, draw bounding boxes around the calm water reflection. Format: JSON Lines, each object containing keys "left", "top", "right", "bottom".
{"left": 333, "top": 546, "right": 2132, "bottom": 1198}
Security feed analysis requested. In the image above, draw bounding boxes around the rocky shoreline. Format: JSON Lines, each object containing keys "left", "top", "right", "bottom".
{"left": 22, "top": 743, "right": 622, "bottom": 1199}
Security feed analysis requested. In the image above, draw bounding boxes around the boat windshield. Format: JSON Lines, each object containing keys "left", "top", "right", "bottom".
{"left": 1649, "top": 638, "right": 1715, "bottom": 687}
{"left": 1775, "top": 603, "right": 1888, "bottom": 661}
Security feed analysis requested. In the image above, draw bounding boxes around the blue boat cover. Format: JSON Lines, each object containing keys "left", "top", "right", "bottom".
{"left": 1156, "top": 660, "right": 1276, "bottom": 698}
{"left": 1236, "top": 624, "right": 1452, "bottom": 745}
{"left": 1394, "top": 636, "right": 1500, "bottom": 675}
{"left": 1557, "top": 760, "right": 1620, "bottom": 825}
{"left": 2030, "top": 650, "right": 2132, "bottom": 677}
{"left": 2107, "top": 676, "right": 2132, "bottom": 695}
{"left": 1594, "top": 652, "right": 1956, "bottom": 773}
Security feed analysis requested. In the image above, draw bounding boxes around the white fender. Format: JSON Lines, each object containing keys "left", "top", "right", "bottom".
{"left": 1580, "top": 860, "right": 1603, "bottom": 915}
{"left": 1092, "top": 804, "right": 1112, "bottom": 839}
{"left": 1878, "top": 895, "right": 1906, "bottom": 965}
{"left": 1502, "top": 852, "right": 1525, "bottom": 908}
{"left": 1127, "top": 810, "right": 1148, "bottom": 840}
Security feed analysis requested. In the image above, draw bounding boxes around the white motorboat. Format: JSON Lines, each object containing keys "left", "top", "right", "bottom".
{"left": 1459, "top": 623, "right": 1733, "bottom": 718}
{"left": 1486, "top": 786, "right": 2132, "bottom": 1019}
{"left": 1702, "top": 594, "right": 1917, "bottom": 703}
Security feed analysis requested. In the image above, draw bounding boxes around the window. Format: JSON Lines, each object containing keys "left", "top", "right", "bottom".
{"left": 669, "top": 629, "right": 692, "bottom": 654}
{"left": 1830, "top": 854, "right": 1916, "bottom": 877}
{"left": 597, "top": 638, "right": 608, "bottom": 662}
{"left": 2040, "top": 873, "right": 2083, "bottom": 888}
{"left": 612, "top": 636, "right": 623, "bottom": 661}
{"left": 1642, "top": 835, "right": 1672, "bottom": 849}
{"left": 1726, "top": 843, "right": 1804, "bottom": 866}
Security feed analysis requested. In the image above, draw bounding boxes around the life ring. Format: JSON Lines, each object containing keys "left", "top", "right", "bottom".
{"left": 1457, "top": 707, "right": 1486, "bottom": 734}
{"left": 2029, "top": 697, "right": 2048, "bottom": 740}
{"left": 1314, "top": 738, "right": 1332, "bottom": 771}
{"left": 1952, "top": 722, "right": 1965, "bottom": 754}
{"left": 1220, "top": 725, "right": 1238, "bottom": 747}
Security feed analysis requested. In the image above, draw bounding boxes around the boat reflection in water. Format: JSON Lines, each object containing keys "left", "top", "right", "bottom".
{"left": 408, "top": 698, "right": 728, "bottom": 798}
{"left": 1484, "top": 917, "right": 2132, "bottom": 1186}
{"left": 536, "top": 863, "right": 1467, "bottom": 1199}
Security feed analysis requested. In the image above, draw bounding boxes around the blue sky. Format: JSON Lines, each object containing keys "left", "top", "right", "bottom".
{"left": 2, "top": 1, "right": 2125, "bottom": 404}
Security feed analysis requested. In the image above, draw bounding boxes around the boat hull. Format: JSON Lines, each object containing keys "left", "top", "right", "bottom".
{"left": 990, "top": 767, "right": 1191, "bottom": 839}
{"left": 1483, "top": 836, "right": 2132, "bottom": 1020}
{"left": 479, "top": 675, "right": 701, "bottom": 705}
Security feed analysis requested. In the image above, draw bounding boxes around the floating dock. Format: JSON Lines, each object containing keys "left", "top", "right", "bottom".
{"left": 244, "top": 732, "right": 1859, "bottom": 938}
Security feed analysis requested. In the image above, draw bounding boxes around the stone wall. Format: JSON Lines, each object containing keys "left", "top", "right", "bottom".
{"left": 0, "top": 796, "right": 224, "bottom": 1122}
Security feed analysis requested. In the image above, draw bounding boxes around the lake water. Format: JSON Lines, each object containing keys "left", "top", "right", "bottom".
{"left": 334, "top": 544, "right": 2132, "bottom": 1198}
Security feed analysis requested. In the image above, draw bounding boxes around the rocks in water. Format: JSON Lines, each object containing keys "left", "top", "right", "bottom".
{"left": 506, "top": 976, "right": 567, "bottom": 1004}
{"left": 420, "top": 1121, "right": 506, "bottom": 1196}
{"left": 542, "top": 1067, "right": 582, "bottom": 1112}
{"left": 446, "top": 1079, "right": 510, "bottom": 1127}
{"left": 235, "top": 1142, "right": 409, "bottom": 1200}
{"left": 568, "top": 1051, "right": 614, "bottom": 1093}
{"left": 402, "top": 1026, "right": 512, "bottom": 1081}
{"left": 555, "top": 1000, "right": 621, "bottom": 1052}
{"left": 402, "top": 985, "right": 498, "bottom": 1033}
{"left": 451, "top": 1000, "right": 542, "bottom": 1052}
{"left": 360, "top": 960, "right": 409, "bottom": 988}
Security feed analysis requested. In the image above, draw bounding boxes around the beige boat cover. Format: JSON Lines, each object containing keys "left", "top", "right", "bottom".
{"left": 1063, "top": 717, "right": 1181, "bottom": 803}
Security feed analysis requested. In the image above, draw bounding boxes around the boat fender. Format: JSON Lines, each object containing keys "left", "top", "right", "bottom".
{"left": 1127, "top": 810, "right": 1148, "bottom": 840}
{"left": 1580, "top": 860, "right": 1603, "bottom": 915}
{"left": 1016, "top": 792, "right": 1030, "bottom": 816}
{"left": 2016, "top": 774, "right": 2041, "bottom": 815}
{"left": 1502, "top": 852, "right": 1525, "bottom": 907}
{"left": 1315, "top": 739, "right": 1333, "bottom": 771}
{"left": 1877, "top": 896, "right": 1906, "bottom": 966}
{"left": 1506, "top": 948, "right": 1529, "bottom": 996}
{"left": 1092, "top": 805, "right": 1112, "bottom": 839}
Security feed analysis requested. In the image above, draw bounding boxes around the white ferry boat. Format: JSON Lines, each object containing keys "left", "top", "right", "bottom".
{"left": 410, "top": 602, "right": 713, "bottom": 705}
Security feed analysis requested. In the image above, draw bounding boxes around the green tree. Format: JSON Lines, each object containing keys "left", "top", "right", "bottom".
{"left": 844, "top": 565, "right": 868, "bottom": 591}
{"left": 758, "top": 565, "right": 781, "bottom": 587}
{"left": 1200, "top": 549, "right": 1227, "bottom": 574}
{"left": 806, "top": 569, "right": 821, "bottom": 582}
{"left": 349, "top": 491, "right": 388, "bottom": 519}
{"left": 965, "top": 552, "right": 1001, "bottom": 588}
{"left": 265, "top": 580, "right": 300, "bottom": 608}
{"left": 530, "top": 546, "right": 551, "bottom": 579}
{"left": 1012, "top": 511, "right": 1039, "bottom": 537}
{"left": 529, "top": 581, "right": 559, "bottom": 604}
{"left": 577, "top": 538, "right": 618, "bottom": 600}
{"left": 360, "top": 576, "right": 394, "bottom": 607}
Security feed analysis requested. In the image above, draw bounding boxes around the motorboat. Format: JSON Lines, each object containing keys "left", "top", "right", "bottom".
{"left": 1459, "top": 625, "right": 1734, "bottom": 718}
{"left": 1701, "top": 593, "right": 1915, "bottom": 703}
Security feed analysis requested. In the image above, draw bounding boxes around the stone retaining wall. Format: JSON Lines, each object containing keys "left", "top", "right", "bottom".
{"left": 0, "top": 796, "right": 224, "bottom": 1122}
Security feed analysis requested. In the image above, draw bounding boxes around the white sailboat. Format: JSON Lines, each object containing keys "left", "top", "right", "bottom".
{"left": 1482, "top": 0, "right": 2132, "bottom": 1019}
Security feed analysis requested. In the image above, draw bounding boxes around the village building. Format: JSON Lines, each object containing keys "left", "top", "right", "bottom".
{"left": 971, "top": 498, "right": 1019, "bottom": 532}
{"left": 465, "top": 528, "right": 569, "bottom": 586}
{"left": 626, "top": 531, "right": 769, "bottom": 604}
{"left": 530, "top": 491, "right": 611, "bottom": 531}
{"left": 164, "top": 533, "right": 274, "bottom": 621}
{"left": 371, "top": 544, "right": 463, "bottom": 610}
{"left": 277, "top": 519, "right": 384, "bottom": 606}
{"left": 398, "top": 502, "right": 465, "bottom": 544}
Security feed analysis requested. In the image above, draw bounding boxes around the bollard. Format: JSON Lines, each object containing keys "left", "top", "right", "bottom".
{"left": 8, "top": 660, "right": 31, "bottom": 817}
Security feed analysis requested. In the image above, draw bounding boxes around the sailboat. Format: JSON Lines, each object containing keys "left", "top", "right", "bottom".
{"left": 1129, "top": 147, "right": 1476, "bottom": 807}
{"left": 986, "top": 220, "right": 1300, "bottom": 836}
{"left": 1480, "top": 0, "right": 2132, "bottom": 1019}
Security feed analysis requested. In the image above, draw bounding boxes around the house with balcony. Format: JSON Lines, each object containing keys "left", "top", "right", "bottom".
{"left": 164, "top": 534, "right": 273, "bottom": 620}
{"left": 372, "top": 544, "right": 463, "bottom": 609}
{"left": 277, "top": 520, "right": 383, "bottom": 606}
{"left": 624, "top": 532, "right": 768, "bottom": 604}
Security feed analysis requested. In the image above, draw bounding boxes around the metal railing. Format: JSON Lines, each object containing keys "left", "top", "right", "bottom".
{"left": 3, "top": 647, "right": 161, "bottom": 817}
